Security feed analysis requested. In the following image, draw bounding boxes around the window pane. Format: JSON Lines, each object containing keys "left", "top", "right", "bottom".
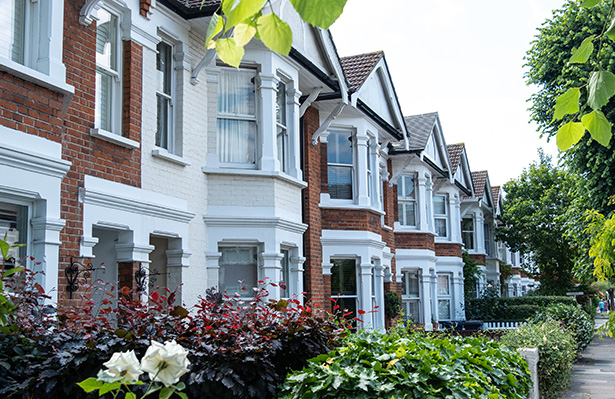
{"left": 462, "top": 218, "right": 473, "bottom": 231}
{"left": 437, "top": 275, "right": 450, "bottom": 295}
{"left": 156, "top": 95, "right": 169, "bottom": 148}
{"left": 280, "top": 249, "right": 290, "bottom": 298}
{"left": 403, "top": 203, "right": 416, "bottom": 226}
{"left": 438, "top": 299, "right": 451, "bottom": 320}
{"left": 218, "top": 69, "right": 256, "bottom": 116}
{"left": 433, "top": 195, "right": 446, "bottom": 215}
{"left": 463, "top": 232, "right": 474, "bottom": 249}
{"left": 7, "top": 0, "right": 26, "bottom": 64}
{"left": 276, "top": 81, "right": 286, "bottom": 125}
{"left": 331, "top": 259, "right": 356, "bottom": 296}
{"left": 0, "top": 202, "right": 28, "bottom": 261}
{"left": 328, "top": 166, "right": 353, "bottom": 199}
{"left": 327, "top": 130, "right": 353, "bottom": 165}
{"left": 96, "top": 9, "right": 118, "bottom": 71}
{"left": 403, "top": 175, "right": 415, "bottom": 198}
{"left": 156, "top": 42, "right": 172, "bottom": 95}
{"left": 95, "top": 71, "right": 113, "bottom": 131}
{"left": 217, "top": 119, "right": 256, "bottom": 163}
{"left": 435, "top": 218, "right": 447, "bottom": 237}
{"left": 407, "top": 272, "right": 419, "bottom": 296}
{"left": 277, "top": 125, "right": 286, "bottom": 172}
{"left": 219, "top": 247, "right": 257, "bottom": 296}
{"left": 403, "top": 300, "right": 420, "bottom": 322}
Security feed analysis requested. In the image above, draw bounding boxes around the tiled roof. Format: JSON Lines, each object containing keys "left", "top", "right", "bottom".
{"left": 491, "top": 186, "right": 500, "bottom": 207}
{"left": 171, "top": 0, "right": 220, "bottom": 7}
{"left": 469, "top": 170, "right": 488, "bottom": 200}
{"left": 447, "top": 143, "right": 464, "bottom": 174}
{"left": 340, "top": 51, "right": 383, "bottom": 93}
{"left": 404, "top": 112, "right": 438, "bottom": 151}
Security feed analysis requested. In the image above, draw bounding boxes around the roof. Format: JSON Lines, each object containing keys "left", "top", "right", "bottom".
{"left": 447, "top": 143, "right": 464, "bottom": 174}
{"left": 404, "top": 112, "right": 438, "bottom": 151}
{"left": 340, "top": 51, "right": 383, "bottom": 93}
{"left": 469, "top": 170, "right": 488, "bottom": 200}
{"left": 170, "top": 0, "right": 220, "bottom": 7}
{"left": 491, "top": 186, "right": 500, "bottom": 206}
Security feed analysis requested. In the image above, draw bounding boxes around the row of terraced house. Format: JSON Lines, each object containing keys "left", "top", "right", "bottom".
{"left": 0, "top": 0, "right": 537, "bottom": 330}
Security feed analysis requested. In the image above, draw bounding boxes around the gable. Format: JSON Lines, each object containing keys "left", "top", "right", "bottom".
{"left": 424, "top": 128, "right": 448, "bottom": 172}
{"left": 357, "top": 68, "right": 397, "bottom": 128}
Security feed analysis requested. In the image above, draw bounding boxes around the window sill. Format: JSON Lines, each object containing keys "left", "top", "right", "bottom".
{"left": 393, "top": 225, "right": 435, "bottom": 235}
{"left": 319, "top": 202, "right": 385, "bottom": 215}
{"left": 152, "top": 148, "right": 191, "bottom": 166}
{"left": 0, "top": 57, "right": 74, "bottom": 97}
{"left": 91, "top": 128, "right": 139, "bottom": 149}
{"left": 202, "top": 167, "right": 307, "bottom": 188}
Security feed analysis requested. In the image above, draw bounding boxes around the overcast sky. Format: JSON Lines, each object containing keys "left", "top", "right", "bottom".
{"left": 330, "top": 0, "right": 566, "bottom": 187}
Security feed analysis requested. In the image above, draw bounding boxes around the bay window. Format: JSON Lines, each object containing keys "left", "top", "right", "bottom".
{"left": 0, "top": 201, "right": 28, "bottom": 264}
{"left": 327, "top": 130, "right": 354, "bottom": 200}
{"left": 95, "top": 7, "right": 122, "bottom": 134}
{"left": 217, "top": 68, "right": 257, "bottom": 165}
{"left": 398, "top": 174, "right": 417, "bottom": 226}
{"left": 401, "top": 270, "right": 421, "bottom": 323}
{"left": 433, "top": 194, "right": 448, "bottom": 237}
{"left": 462, "top": 217, "right": 475, "bottom": 249}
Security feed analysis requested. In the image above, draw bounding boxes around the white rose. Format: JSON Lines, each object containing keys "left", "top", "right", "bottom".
{"left": 101, "top": 350, "right": 143, "bottom": 383}
{"left": 140, "top": 340, "right": 191, "bottom": 387}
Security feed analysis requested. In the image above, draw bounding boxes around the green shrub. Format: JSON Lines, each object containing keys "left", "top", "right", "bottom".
{"left": 507, "top": 304, "right": 542, "bottom": 320}
{"left": 383, "top": 291, "right": 401, "bottom": 319}
{"left": 466, "top": 296, "right": 577, "bottom": 320}
{"left": 278, "top": 327, "right": 532, "bottom": 399}
{"left": 532, "top": 303, "right": 594, "bottom": 351}
{"left": 501, "top": 320, "right": 576, "bottom": 399}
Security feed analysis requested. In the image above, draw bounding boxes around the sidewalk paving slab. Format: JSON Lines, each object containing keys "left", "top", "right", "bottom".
{"left": 562, "top": 317, "right": 615, "bottom": 399}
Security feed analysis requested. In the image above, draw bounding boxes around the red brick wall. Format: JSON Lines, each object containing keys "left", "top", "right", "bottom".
{"left": 322, "top": 208, "right": 382, "bottom": 233}
{"left": 435, "top": 243, "right": 463, "bottom": 258}
{"left": 301, "top": 107, "right": 324, "bottom": 309}
{"left": 395, "top": 233, "right": 435, "bottom": 251}
{"left": 469, "top": 254, "right": 486, "bottom": 265}
{"left": 0, "top": 73, "right": 65, "bottom": 142}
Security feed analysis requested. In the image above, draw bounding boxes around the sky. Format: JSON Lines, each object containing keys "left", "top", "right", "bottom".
{"left": 330, "top": 0, "right": 566, "bottom": 187}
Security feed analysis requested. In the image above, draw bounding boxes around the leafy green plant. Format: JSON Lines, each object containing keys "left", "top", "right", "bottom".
{"left": 278, "top": 326, "right": 532, "bottom": 399}
{"left": 383, "top": 291, "right": 401, "bottom": 320}
{"left": 465, "top": 295, "right": 577, "bottom": 320}
{"left": 501, "top": 320, "right": 576, "bottom": 399}
{"left": 532, "top": 303, "right": 595, "bottom": 351}
{"left": 463, "top": 251, "right": 483, "bottom": 299}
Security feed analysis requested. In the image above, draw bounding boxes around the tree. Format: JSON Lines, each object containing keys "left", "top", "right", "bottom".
{"left": 496, "top": 151, "right": 578, "bottom": 295}
{"left": 205, "top": 0, "right": 347, "bottom": 67}
{"left": 526, "top": 0, "right": 615, "bottom": 215}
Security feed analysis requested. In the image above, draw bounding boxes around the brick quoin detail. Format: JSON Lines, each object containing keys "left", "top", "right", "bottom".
{"left": 469, "top": 254, "right": 486, "bottom": 265}
{"left": 322, "top": 209, "right": 382, "bottom": 234}
{"left": 435, "top": 243, "right": 463, "bottom": 258}
{"left": 301, "top": 107, "right": 324, "bottom": 309}
{"left": 395, "top": 233, "right": 435, "bottom": 251}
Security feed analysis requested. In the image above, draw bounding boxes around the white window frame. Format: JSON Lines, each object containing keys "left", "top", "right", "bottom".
{"left": 437, "top": 273, "right": 452, "bottom": 321}
{"left": 398, "top": 174, "right": 418, "bottom": 227}
{"left": 327, "top": 129, "right": 355, "bottom": 201}
{"left": 216, "top": 67, "right": 258, "bottom": 167}
{"left": 433, "top": 194, "right": 449, "bottom": 238}
{"left": 275, "top": 79, "right": 289, "bottom": 173}
{"left": 155, "top": 40, "right": 175, "bottom": 153}
{"left": 330, "top": 258, "right": 359, "bottom": 322}
{"left": 462, "top": 216, "right": 475, "bottom": 250}
{"left": 401, "top": 270, "right": 421, "bottom": 323}
{"left": 279, "top": 247, "right": 291, "bottom": 299}
{"left": 0, "top": 199, "right": 31, "bottom": 266}
{"left": 218, "top": 246, "right": 259, "bottom": 298}
{"left": 94, "top": 6, "right": 123, "bottom": 136}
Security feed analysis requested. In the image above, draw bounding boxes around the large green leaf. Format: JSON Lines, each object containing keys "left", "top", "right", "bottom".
{"left": 556, "top": 121, "right": 586, "bottom": 151}
{"left": 588, "top": 70, "right": 615, "bottom": 109}
{"left": 257, "top": 13, "right": 292, "bottom": 55}
{"left": 289, "top": 0, "right": 347, "bottom": 30}
{"left": 570, "top": 35, "right": 594, "bottom": 63}
{"left": 234, "top": 22, "right": 257, "bottom": 46}
{"left": 606, "top": 16, "right": 615, "bottom": 42}
{"left": 76, "top": 378, "right": 103, "bottom": 393}
{"left": 582, "top": 110, "right": 612, "bottom": 146}
{"left": 205, "top": 14, "right": 224, "bottom": 45}
{"left": 215, "top": 38, "right": 245, "bottom": 68}
{"left": 554, "top": 87, "right": 581, "bottom": 119}
{"left": 222, "top": 0, "right": 265, "bottom": 29}
{"left": 581, "top": 0, "right": 601, "bottom": 7}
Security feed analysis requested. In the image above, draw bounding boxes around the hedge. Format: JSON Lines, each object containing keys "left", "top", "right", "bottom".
{"left": 465, "top": 296, "right": 577, "bottom": 320}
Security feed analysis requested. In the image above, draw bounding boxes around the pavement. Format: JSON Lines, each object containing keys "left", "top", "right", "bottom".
{"left": 562, "top": 316, "right": 615, "bottom": 399}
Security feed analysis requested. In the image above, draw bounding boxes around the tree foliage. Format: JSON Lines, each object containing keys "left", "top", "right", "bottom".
{"left": 206, "top": 0, "right": 347, "bottom": 67}
{"left": 496, "top": 151, "right": 578, "bottom": 295}
{"left": 526, "top": 0, "right": 615, "bottom": 215}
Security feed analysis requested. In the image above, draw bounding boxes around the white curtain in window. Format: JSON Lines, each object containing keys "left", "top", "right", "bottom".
{"left": 217, "top": 70, "right": 256, "bottom": 163}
